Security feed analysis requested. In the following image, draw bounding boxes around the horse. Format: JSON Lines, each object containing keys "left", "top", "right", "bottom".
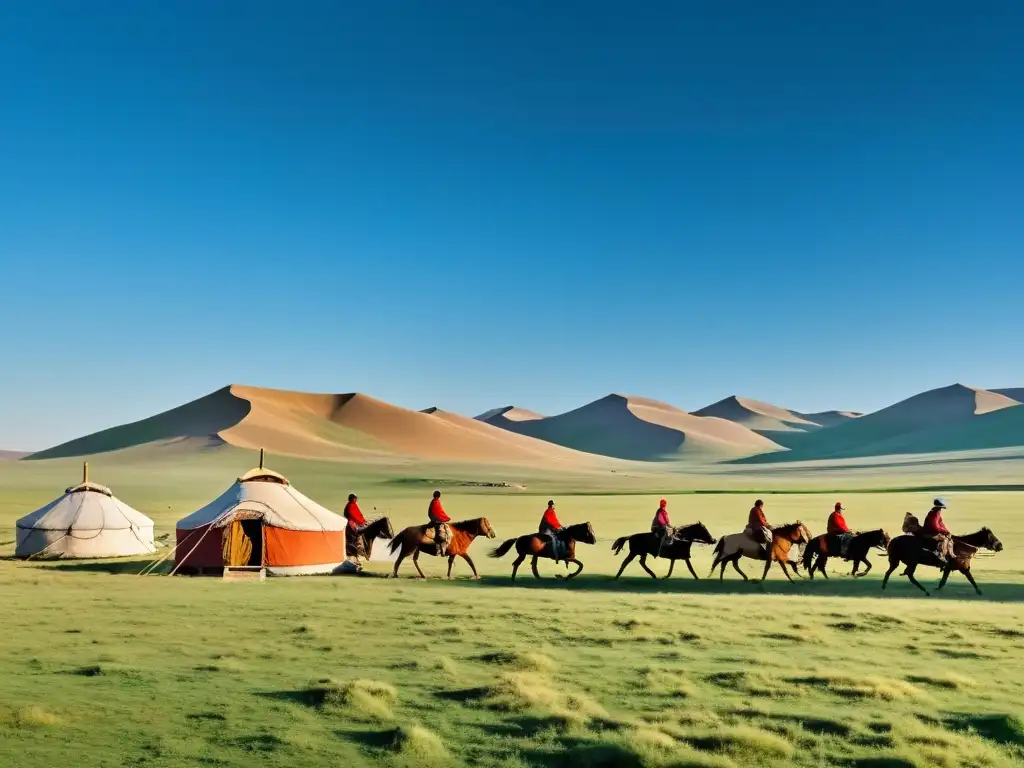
{"left": 801, "top": 529, "right": 891, "bottom": 579}
{"left": 881, "top": 528, "right": 1002, "bottom": 596}
{"left": 611, "top": 522, "right": 716, "bottom": 580}
{"left": 346, "top": 516, "right": 394, "bottom": 563}
{"left": 489, "top": 522, "right": 596, "bottom": 581}
{"left": 387, "top": 518, "right": 496, "bottom": 579}
{"left": 709, "top": 522, "right": 812, "bottom": 583}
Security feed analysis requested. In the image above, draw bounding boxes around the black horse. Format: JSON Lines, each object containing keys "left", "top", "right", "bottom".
{"left": 611, "top": 522, "right": 716, "bottom": 580}
{"left": 346, "top": 516, "right": 394, "bottom": 561}
{"left": 801, "top": 529, "right": 891, "bottom": 579}
{"left": 881, "top": 528, "right": 1002, "bottom": 596}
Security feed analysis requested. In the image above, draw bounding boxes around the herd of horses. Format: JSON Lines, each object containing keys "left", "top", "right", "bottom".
{"left": 346, "top": 515, "right": 1003, "bottom": 596}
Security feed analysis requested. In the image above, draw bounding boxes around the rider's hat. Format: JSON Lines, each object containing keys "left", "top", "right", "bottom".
{"left": 659, "top": 499, "right": 667, "bottom": 507}
{"left": 547, "top": 499, "right": 555, "bottom": 506}
{"left": 933, "top": 498, "right": 947, "bottom": 509}
{"left": 835, "top": 502, "right": 844, "bottom": 510}
{"left": 348, "top": 493, "right": 357, "bottom": 501}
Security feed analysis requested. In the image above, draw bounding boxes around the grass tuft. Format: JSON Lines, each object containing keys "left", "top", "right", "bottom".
{"left": 476, "top": 650, "right": 556, "bottom": 673}
{"left": 2, "top": 706, "right": 62, "bottom": 728}
{"left": 389, "top": 724, "right": 450, "bottom": 765}
{"left": 300, "top": 678, "right": 397, "bottom": 721}
{"left": 787, "top": 672, "right": 922, "bottom": 701}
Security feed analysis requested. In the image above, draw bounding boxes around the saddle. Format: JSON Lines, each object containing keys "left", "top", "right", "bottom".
{"left": 548, "top": 534, "right": 568, "bottom": 561}
{"left": 345, "top": 533, "right": 367, "bottom": 558}
{"left": 424, "top": 523, "right": 453, "bottom": 552}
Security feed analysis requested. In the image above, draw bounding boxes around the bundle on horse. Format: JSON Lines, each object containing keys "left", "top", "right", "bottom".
{"left": 882, "top": 528, "right": 1002, "bottom": 596}
{"left": 346, "top": 516, "right": 394, "bottom": 561}
{"left": 490, "top": 522, "right": 596, "bottom": 581}
{"left": 612, "top": 522, "right": 716, "bottom": 580}
{"left": 388, "top": 518, "right": 496, "bottom": 579}
{"left": 709, "top": 522, "right": 812, "bottom": 582}
{"left": 801, "top": 529, "right": 890, "bottom": 579}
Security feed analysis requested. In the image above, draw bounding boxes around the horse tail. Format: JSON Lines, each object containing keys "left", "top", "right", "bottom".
{"left": 490, "top": 538, "right": 517, "bottom": 559}
{"left": 611, "top": 536, "right": 629, "bottom": 555}
{"left": 802, "top": 538, "right": 817, "bottom": 571}
{"left": 387, "top": 534, "right": 404, "bottom": 555}
{"left": 712, "top": 538, "right": 724, "bottom": 559}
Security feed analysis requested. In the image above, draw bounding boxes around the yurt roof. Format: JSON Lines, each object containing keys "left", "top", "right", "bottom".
{"left": 177, "top": 460, "right": 344, "bottom": 532}
{"left": 17, "top": 477, "right": 153, "bottom": 533}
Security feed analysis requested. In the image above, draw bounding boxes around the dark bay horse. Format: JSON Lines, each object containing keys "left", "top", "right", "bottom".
{"left": 346, "top": 516, "right": 394, "bottom": 562}
{"left": 612, "top": 522, "right": 716, "bottom": 580}
{"left": 882, "top": 528, "right": 1002, "bottom": 596}
{"left": 801, "top": 529, "right": 890, "bottom": 579}
{"left": 489, "top": 522, "right": 596, "bottom": 581}
{"left": 709, "top": 522, "right": 812, "bottom": 582}
{"left": 388, "top": 518, "right": 496, "bottom": 579}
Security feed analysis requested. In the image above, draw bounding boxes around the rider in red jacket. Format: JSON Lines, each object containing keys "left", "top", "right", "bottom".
{"left": 539, "top": 500, "right": 563, "bottom": 536}
{"left": 428, "top": 490, "right": 451, "bottom": 555}
{"left": 343, "top": 494, "right": 366, "bottom": 531}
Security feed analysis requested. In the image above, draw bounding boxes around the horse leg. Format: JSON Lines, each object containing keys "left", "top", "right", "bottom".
{"left": 392, "top": 547, "right": 408, "bottom": 578}
{"left": 566, "top": 558, "right": 584, "bottom": 580}
{"left": 685, "top": 558, "right": 700, "bottom": 580}
{"left": 777, "top": 559, "right": 795, "bottom": 583}
{"left": 936, "top": 565, "right": 952, "bottom": 590}
{"left": 639, "top": 553, "right": 657, "bottom": 579}
{"left": 446, "top": 555, "right": 455, "bottom": 579}
{"left": 731, "top": 556, "right": 748, "bottom": 581}
{"left": 961, "top": 567, "right": 982, "bottom": 596}
{"left": 860, "top": 557, "right": 872, "bottom": 576}
{"left": 904, "top": 564, "right": 929, "bottom": 596}
{"left": 663, "top": 559, "right": 676, "bottom": 579}
{"left": 818, "top": 555, "right": 829, "bottom": 579}
{"left": 461, "top": 553, "right": 480, "bottom": 580}
{"left": 760, "top": 556, "right": 773, "bottom": 582}
{"left": 881, "top": 556, "right": 899, "bottom": 590}
{"left": 531, "top": 556, "right": 541, "bottom": 579}
{"left": 510, "top": 553, "right": 525, "bottom": 581}
{"left": 412, "top": 550, "right": 427, "bottom": 579}
{"left": 615, "top": 552, "right": 637, "bottom": 579}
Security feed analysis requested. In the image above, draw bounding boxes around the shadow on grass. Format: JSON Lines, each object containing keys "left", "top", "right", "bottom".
{"left": 26, "top": 559, "right": 163, "bottom": 575}
{"left": 431, "top": 572, "right": 1024, "bottom": 602}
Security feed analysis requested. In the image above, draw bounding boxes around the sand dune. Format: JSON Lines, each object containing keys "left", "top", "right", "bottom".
{"left": 744, "top": 383, "right": 1021, "bottom": 462}
{"left": 993, "top": 388, "right": 1024, "bottom": 403}
{"left": 0, "top": 450, "right": 28, "bottom": 461}
{"left": 490, "top": 394, "right": 782, "bottom": 461}
{"left": 796, "top": 410, "right": 862, "bottom": 428}
{"left": 476, "top": 405, "right": 546, "bottom": 431}
{"left": 694, "top": 396, "right": 821, "bottom": 433}
{"left": 29, "top": 385, "right": 616, "bottom": 468}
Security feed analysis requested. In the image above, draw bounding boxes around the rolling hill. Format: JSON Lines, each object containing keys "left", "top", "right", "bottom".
{"left": 993, "top": 388, "right": 1024, "bottom": 403}
{"left": 742, "top": 383, "right": 1021, "bottom": 462}
{"left": 27, "top": 385, "right": 620, "bottom": 468}
{"left": 482, "top": 394, "right": 783, "bottom": 461}
{"left": 475, "top": 406, "right": 546, "bottom": 430}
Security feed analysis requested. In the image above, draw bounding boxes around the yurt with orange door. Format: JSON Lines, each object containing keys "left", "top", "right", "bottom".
{"left": 173, "top": 453, "right": 345, "bottom": 576}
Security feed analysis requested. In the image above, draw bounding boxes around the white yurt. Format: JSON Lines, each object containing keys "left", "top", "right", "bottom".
{"left": 16, "top": 463, "right": 157, "bottom": 559}
{"left": 173, "top": 450, "right": 346, "bottom": 576}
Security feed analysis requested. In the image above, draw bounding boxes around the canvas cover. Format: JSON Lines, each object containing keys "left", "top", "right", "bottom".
{"left": 174, "top": 472, "right": 346, "bottom": 575}
{"left": 15, "top": 482, "right": 156, "bottom": 559}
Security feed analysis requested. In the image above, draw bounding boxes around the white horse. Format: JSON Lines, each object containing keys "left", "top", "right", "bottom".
{"left": 709, "top": 522, "right": 812, "bottom": 582}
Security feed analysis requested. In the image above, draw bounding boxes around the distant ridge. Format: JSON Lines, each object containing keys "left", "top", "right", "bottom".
{"left": 484, "top": 393, "right": 782, "bottom": 461}
{"left": 694, "top": 395, "right": 821, "bottom": 433}
{"left": 993, "top": 388, "right": 1024, "bottom": 403}
{"left": 476, "top": 406, "right": 546, "bottom": 430}
{"left": 742, "top": 383, "right": 1020, "bottom": 462}
{"left": 0, "top": 450, "right": 28, "bottom": 461}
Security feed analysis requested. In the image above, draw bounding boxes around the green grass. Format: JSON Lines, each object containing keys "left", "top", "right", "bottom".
{"left": 1, "top": 455, "right": 1023, "bottom": 767}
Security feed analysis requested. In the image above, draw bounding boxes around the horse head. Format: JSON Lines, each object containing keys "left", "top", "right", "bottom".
{"left": 478, "top": 517, "right": 497, "bottom": 539}
{"left": 775, "top": 522, "right": 811, "bottom": 543}
{"left": 568, "top": 521, "right": 597, "bottom": 545}
{"left": 372, "top": 516, "right": 394, "bottom": 539}
{"left": 982, "top": 528, "right": 1003, "bottom": 552}
{"left": 681, "top": 521, "right": 716, "bottom": 545}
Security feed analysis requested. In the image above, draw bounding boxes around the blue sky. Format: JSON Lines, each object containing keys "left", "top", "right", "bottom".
{"left": 2, "top": 1, "right": 1022, "bottom": 449}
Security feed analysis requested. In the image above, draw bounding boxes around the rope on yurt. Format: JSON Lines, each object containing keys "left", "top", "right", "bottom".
{"left": 163, "top": 503, "right": 249, "bottom": 576}
{"left": 23, "top": 532, "right": 71, "bottom": 560}
{"left": 110, "top": 496, "right": 157, "bottom": 553}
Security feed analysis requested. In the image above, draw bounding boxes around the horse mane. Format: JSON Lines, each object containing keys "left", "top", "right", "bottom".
{"left": 451, "top": 517, "right": 487, "bottom": 533}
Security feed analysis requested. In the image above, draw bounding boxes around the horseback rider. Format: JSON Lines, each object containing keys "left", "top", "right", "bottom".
{"left": 827, "top": 502, "right": 855, "bottom": 557}
{"left": 539, "top": 500, "right": 565, "bottom": 558}
{"left": 428, "top": 490, "right": 452, "bottom": 556}
{"left": 651, "top": 499, "right": 673, "bottom": 552}
{"left": 746, "top": 499, "right": 773, "bottom": 557}
{"left": 921, "top": 498, "right": 954, "bottom": 565}
{"left": 343, "top": 493, "right": 366, "bottom": 533}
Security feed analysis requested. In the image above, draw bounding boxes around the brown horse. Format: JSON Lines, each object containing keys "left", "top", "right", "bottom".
{"left": 611, "top": 522, "right": 716, "bottom": 580}
{"left": 709, "top": 522, "right": 812, "bottom": 582}
{"left": 801, "top": 529, "right": 891, "bottom": 579}
{"left": 881, "top": 528, "right": 1002, "bottom": 596}
{"left": 489, "top": 522, "right": 596, "bottom": 581}
{"left": 346, "top": 516, "right": 394, "bottom": 562}
{"left": 388, "top": 518, "right": 496, "bottom": 579}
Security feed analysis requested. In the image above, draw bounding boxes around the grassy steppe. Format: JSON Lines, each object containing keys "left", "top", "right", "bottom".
{"left": 1, "top": 454, "right": 1022, "bottom": 767}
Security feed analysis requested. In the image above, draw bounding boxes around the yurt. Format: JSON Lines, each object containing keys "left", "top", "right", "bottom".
{"left": 16, "top": 463, "right": 157, "bottom": 559}
{"left": 173, "top": 451, "right": 346, "bottom": 576}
